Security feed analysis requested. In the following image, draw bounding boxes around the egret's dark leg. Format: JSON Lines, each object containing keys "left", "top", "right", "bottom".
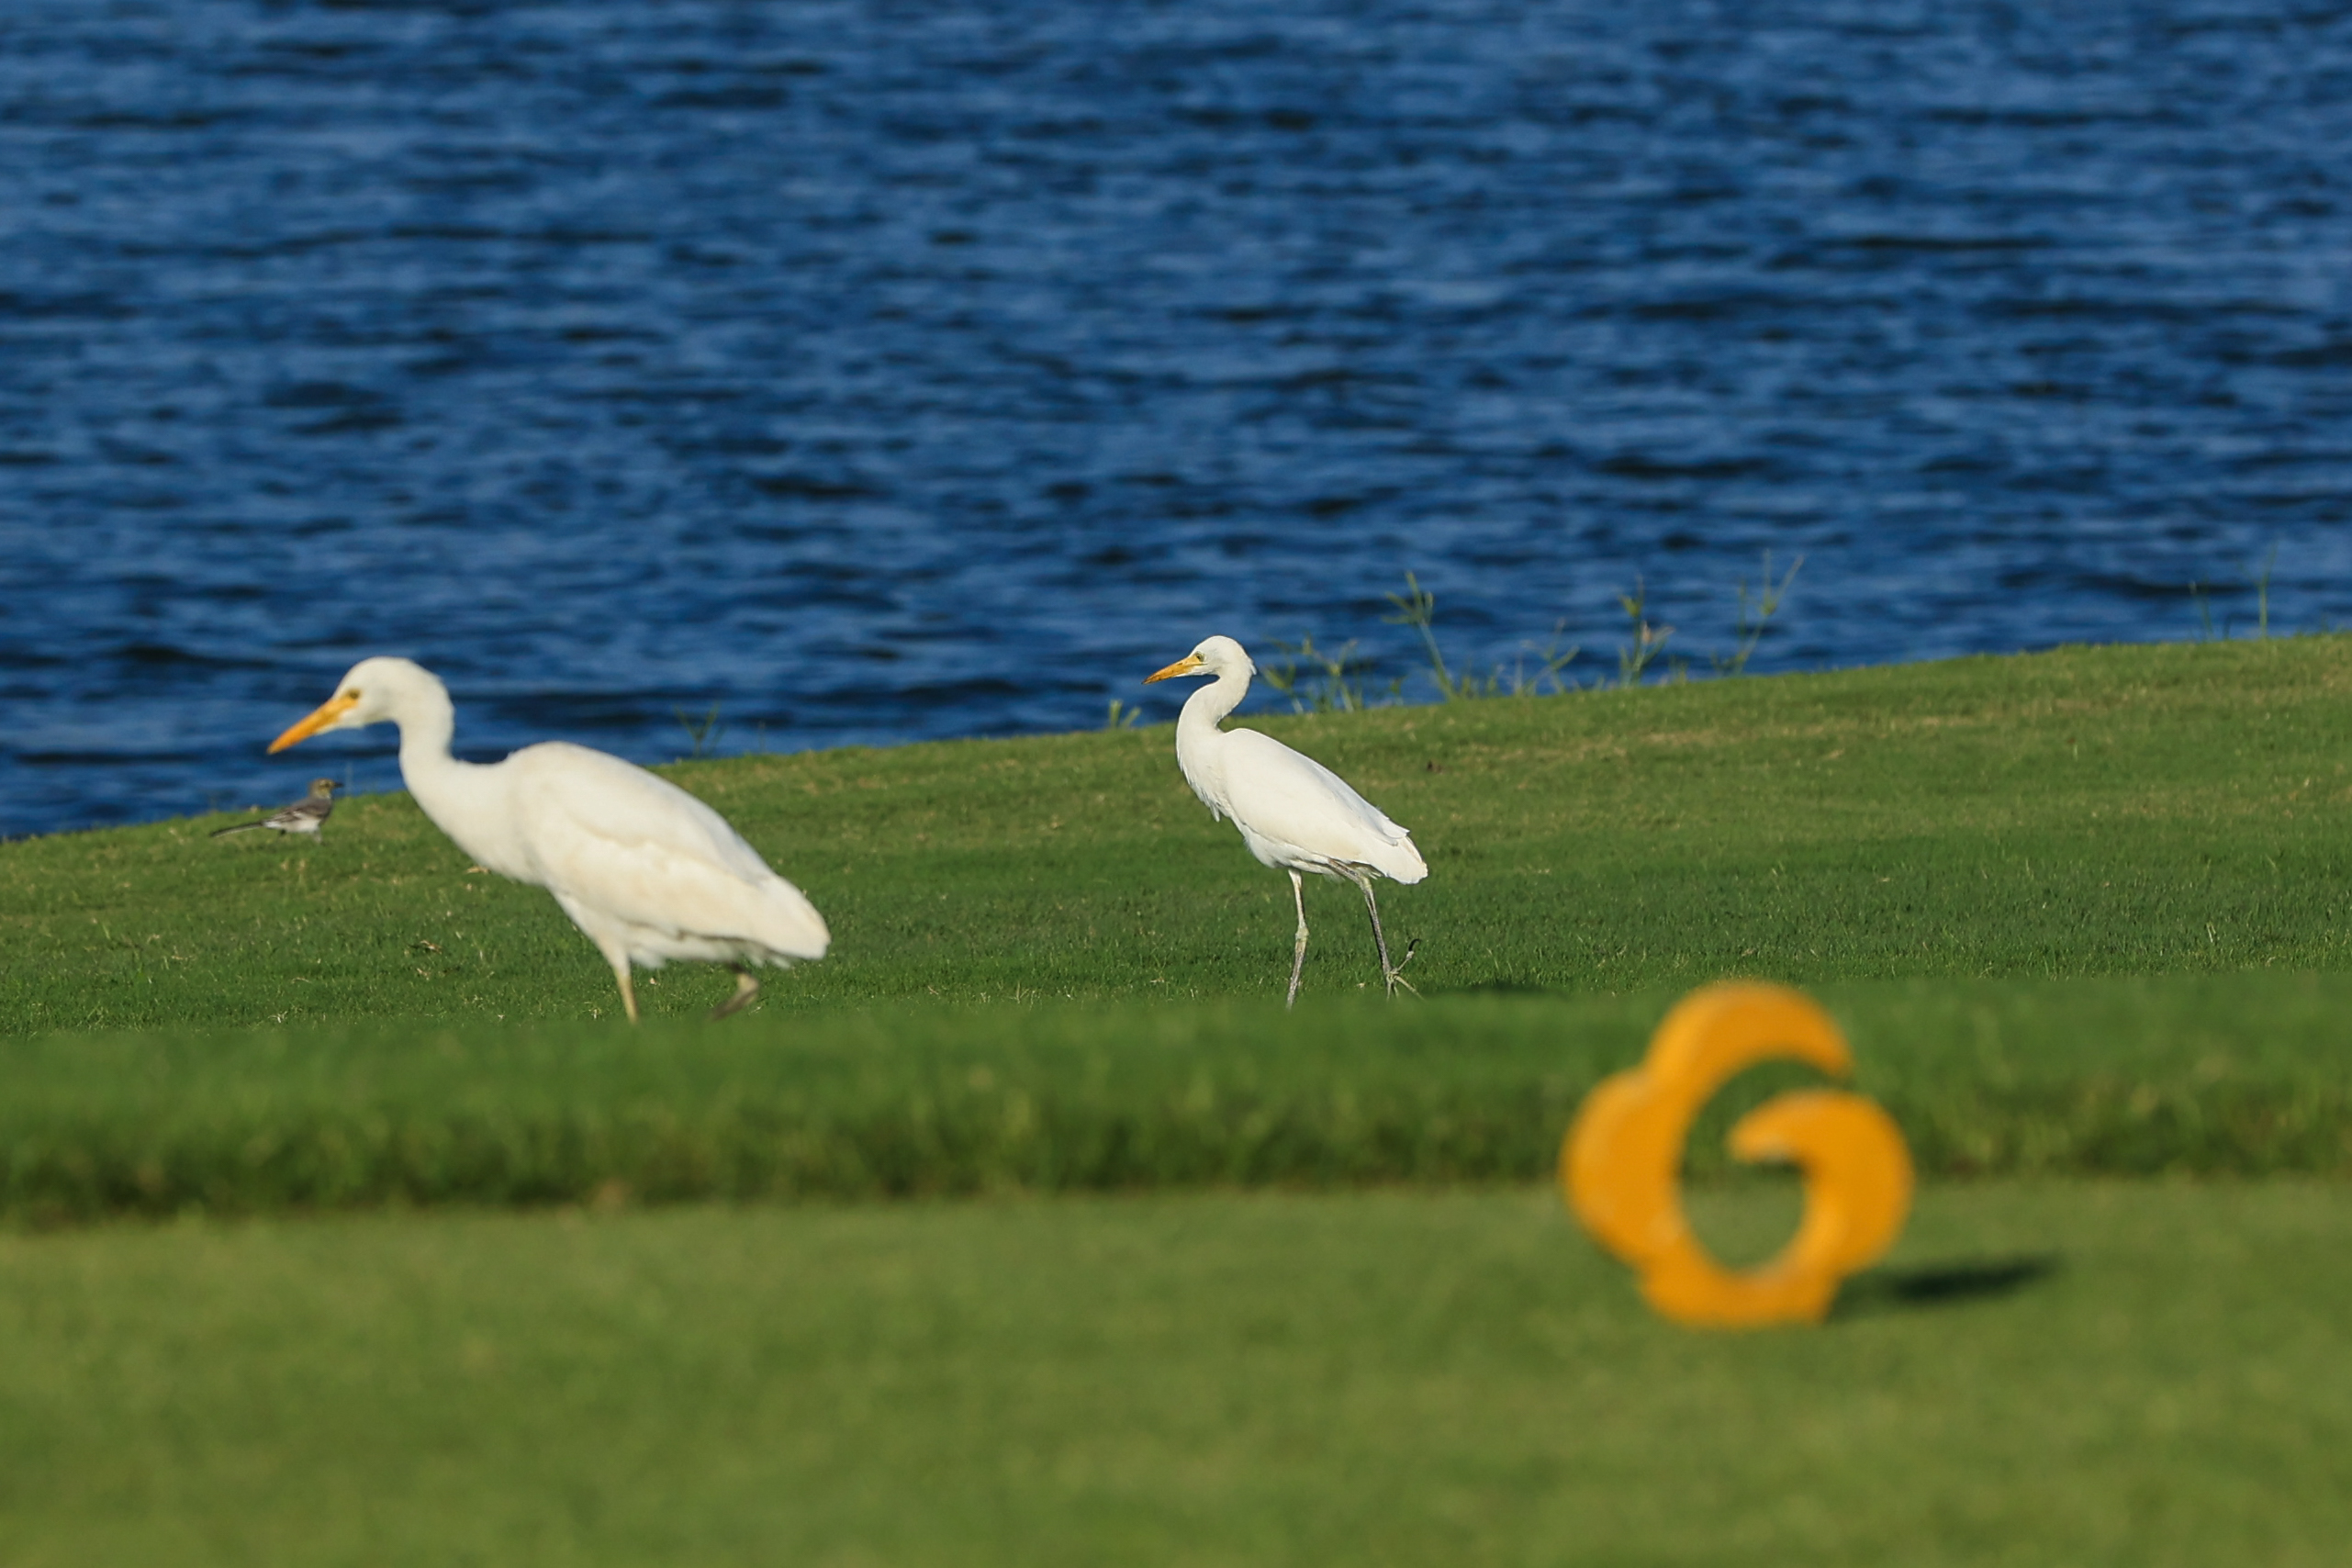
{"left": 711, "top": 965, "right": 761, "bottom": 1021}
{"left": 1350, "top": 871, "right": 1418, "bottom": 998}
{"left": 1286, "top": 869, "right": 1311, "bottom": 1009}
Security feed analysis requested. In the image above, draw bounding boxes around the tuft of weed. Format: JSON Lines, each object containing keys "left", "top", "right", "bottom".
{"left": 674, "top": 702, "right": 725, "bottom": 759}
{"left": 1711, "top": 551, "right": 1802, "bottom": 677}
{"left": 1383, "top": 572, "right": 1579, "bottom": 700}
{"left": 1613, "top": 577, "right": 1674, "bottom": 687}
{"left": 1259, "top": 635, "right": 1392, "bottom": 713}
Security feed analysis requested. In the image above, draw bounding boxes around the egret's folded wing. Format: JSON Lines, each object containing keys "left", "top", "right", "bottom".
{"left": 509, "top": 744, "right": 829, "bottom": 957}
{"left": 1217, "top": 728, "right": 1424, "bottom": 878}
{"left": 510, "top": 743, "right": 766, "bottom": 870}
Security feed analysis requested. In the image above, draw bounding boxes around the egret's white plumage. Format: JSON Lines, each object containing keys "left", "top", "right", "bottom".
{"left": 1146, "top": 635, "right": 1426, "bottom": 1004}
{"left": 271, "top": 657, "right": 827, "bottom": 1022}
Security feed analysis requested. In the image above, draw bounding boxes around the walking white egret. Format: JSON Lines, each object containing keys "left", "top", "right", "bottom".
{"left": 1146, "top": 635, "right": 1427, "bottom": 1005}
{"left": 270, "top": 657, "right": 827, "bottom": 1022}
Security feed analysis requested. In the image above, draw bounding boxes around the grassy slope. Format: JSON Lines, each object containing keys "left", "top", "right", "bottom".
{"left": 7, "top": 636, "right": 2352, "bottom": 1033}
{"left": 6, "top": 639, "right": 2352, "bottom": 1212}
{"left": 7, "top": 641, "right": 2352, "bottom": 1561}
{"left": 2, "top": 1182, "right": 2347, "bottom": 1568}
{"left": 4, "top": 974, "right": 2350, "bottom": 1224}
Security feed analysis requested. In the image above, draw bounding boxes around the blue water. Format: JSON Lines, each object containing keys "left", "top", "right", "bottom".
{"left": 6, "top": 0, "right": 2351, "bottom": 838}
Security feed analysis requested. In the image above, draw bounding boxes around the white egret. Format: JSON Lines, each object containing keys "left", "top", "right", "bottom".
{"left": 211, "top": 778, "right": 339, "bottom": 838}
{"left": 270, "top": 657, "right": 827, "bottom": 1023}
{"left": 1146, "top": 635, "right": 1427, "bottom": 1005}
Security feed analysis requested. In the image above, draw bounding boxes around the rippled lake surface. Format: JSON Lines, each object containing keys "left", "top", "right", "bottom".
{"left": 6, "top": 0, "right": 2351, "bottom": 836}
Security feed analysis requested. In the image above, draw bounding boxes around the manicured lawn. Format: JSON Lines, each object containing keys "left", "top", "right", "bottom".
{"left": 2, "top": 972, "right": 2349, "bottom": 1225}
{"left": 6, "top": 636, "right": 2352, "bottom": 1034}
{"left": 6, "top": 640, "right": 2351, "bottom": 1561}
{"left": 1, "top": 1181, "right": 2346, "bottom": 1566}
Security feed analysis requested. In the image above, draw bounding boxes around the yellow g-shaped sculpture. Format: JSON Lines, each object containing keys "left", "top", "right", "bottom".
{"left": 1562, "top": 982, "right": 1913, "bottom": 1327}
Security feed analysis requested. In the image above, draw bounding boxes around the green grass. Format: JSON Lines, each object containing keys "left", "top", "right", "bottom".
{"left": 3, "top": 972, "right": 2349, "bottom": 1223}
{"left": 2, "top": 1182, "right": 2346, "bottom": 1566}
{"left": 4, "top": 637, "right": 2351, "bottom": 1214}
{"left": 7, "top": 640, "right": 2352, "bottom": 1557}
{"left": 9, "top": 636, "right": 2352, "bottom": 1034}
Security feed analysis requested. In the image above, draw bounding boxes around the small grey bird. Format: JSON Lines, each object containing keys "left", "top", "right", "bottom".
{"left": 212, "top": 778, "right": 340, "bottom": 838}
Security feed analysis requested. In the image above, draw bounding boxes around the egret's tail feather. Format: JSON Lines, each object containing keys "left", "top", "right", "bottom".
{"left": 745, "top": 874, "right": 832, "bottom": 962}
{"left": 1372, "top": 834, "right": 1429, "bottom": 885}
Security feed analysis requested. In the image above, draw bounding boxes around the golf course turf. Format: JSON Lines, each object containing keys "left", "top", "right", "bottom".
{"left": 3, "top": 636, "right": 2348, "bottom": 1561}
{"left": 12, "top": 634, "right": 2352, "bottom": 1033}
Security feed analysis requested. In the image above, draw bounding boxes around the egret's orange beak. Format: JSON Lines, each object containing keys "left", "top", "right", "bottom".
{"left": 270, "top": 692, "right": 360, "bottom": 754}
{"left": 1144, "top": 654, "right": 1204, "bottom": 684}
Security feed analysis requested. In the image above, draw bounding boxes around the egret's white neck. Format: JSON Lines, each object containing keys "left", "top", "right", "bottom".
{"left": 389, "top": 680, "right": 457, "bottom": 778}
{"left": 1173, "top": 664, "right": 1251, "bottom": 814}
{"left": 1179, "top": 663, "right": 1250, "bottom": 735}
{"left": 387, "top": 684, "right": 517, "bottom": 872}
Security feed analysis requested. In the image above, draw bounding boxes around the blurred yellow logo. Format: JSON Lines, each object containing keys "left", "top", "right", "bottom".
{"left": 1562, "top": 982, "right": 1913, "bottom": 1327}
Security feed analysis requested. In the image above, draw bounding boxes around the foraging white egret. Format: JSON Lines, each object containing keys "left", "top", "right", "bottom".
{"left": 211, "top": 778, "right": 339, "bottom": 838}
{"left": 270, "top": 657, "right": 827, "bottom": 1023}
{"left": 1146, "top": 635, "right": 1427, "bottom": 1005}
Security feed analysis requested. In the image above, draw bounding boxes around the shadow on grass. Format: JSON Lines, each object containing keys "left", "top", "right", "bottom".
{"left": 1832, "top": 1255, "right": 2063, "bottom": 1319}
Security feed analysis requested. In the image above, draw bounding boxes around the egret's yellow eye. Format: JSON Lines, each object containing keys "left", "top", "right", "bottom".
{"left": 345, "top": 689, "right": 361, "bottom": 700}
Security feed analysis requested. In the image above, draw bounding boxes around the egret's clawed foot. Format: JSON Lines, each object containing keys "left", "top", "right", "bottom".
{"left": 1382, "top": 938, "right": 1422, "bottom": 999}
{"left": 710, "top": 966, "right": 760, "bottom": 1021}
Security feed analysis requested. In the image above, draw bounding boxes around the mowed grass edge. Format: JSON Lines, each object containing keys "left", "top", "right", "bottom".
{"left": 4, "top": 971, "right": 2349, "bottom": 1223}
